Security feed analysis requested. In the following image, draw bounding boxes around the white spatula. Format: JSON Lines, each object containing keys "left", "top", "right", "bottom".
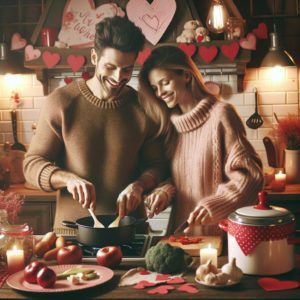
{"left": 88, "top": 209, "right": 105, "bottom": 228}
{"left": 108, "top": 215, "right": 121, "bottom": 228}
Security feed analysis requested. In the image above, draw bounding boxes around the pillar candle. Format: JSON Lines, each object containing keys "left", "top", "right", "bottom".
{"left": 200, "top": 244, "right": 218, "bottom": 267}
{"left": 272, "top": 170, "right": 286, "bottom": 192}
{"left": 6, "top": 246, "right": 25, "bottom": 274}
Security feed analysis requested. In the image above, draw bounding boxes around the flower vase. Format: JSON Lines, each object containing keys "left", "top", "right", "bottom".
{"left": 284, "top": 149, "right": 300, "bottom": 183}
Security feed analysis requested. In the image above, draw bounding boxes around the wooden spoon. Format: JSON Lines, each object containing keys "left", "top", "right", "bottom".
{"left": 88, "top": 208, "right": 105, "bottom": 228}
{"left": 108, "top": 215, "right": 121, "bottom": 228}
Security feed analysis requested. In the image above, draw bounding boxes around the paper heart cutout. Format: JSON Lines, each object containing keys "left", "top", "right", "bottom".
{"left": 178, "top": 43, "right": 197, "bottom": 57}
{"left": 239, "top": 33, "right": 257, "bottom": 50}
{"left": 198, "top": 45, "right": 218, "bottom": 64}
{"left": 134, "top": 280, "right": 157, "bottom": 289}
{"left": 155, "top": 274, "right": 171, "bottom": 281}
{"left": 147, "top": 285, "right": 175, "bottom": 295}
{"left": 139, "top": 270, "right": 151, "bottom": 275}
{"left": 24, "top": 45, "right": 41, "bottom": 61}
{"left": 177, "top": 283, "right": 199, "bottom": 294}
{"left": 64, "top": 77, "right": 73, "bottom": 84}
{"left": 252, "top": 22, "right": 268, "bottom": 39}
{"left": 221, "top": 42, "right": 240, "bottom": 61}
{"left": 258, "top": 278, "right": 300, "bottom": 292}
{"left": 127, "top": 0, "right": 176, "bottom": 45}
{"left": 11, "top": 33, "right": 27, "bottom": 50}
{"left": 67, "top": 54, "right": 85, "bottom": 72}
{"left": 137, "top": 48, "right": 152, "bottom": 65}
{"left": 42, "top": 51, "right": 61, "bottom": 68}
{"left": 166, "top": 276, "right": 185, "bottom": 284}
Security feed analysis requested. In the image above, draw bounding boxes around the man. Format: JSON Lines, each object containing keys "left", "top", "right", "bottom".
{"left": 23, "top": 16, "right": 167, "bottom": 234}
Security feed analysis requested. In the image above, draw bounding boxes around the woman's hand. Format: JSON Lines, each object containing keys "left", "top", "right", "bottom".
{"left": 144, "top": 190, "right": 169, "bottom": 218}
{"left": 184, "top": 206, "right": 211, "bottom": 234}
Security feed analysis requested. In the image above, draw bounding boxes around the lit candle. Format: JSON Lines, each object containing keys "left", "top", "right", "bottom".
{"left": 272, "top": 170, "right": 286, "bottom": 192}
{"left": 6, "top": 245, "right": 25, "bottom": 274}
{"left": 200, "top": 244, "right": 218, "bottom": 267}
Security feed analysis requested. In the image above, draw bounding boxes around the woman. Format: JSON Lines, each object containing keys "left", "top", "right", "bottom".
{"left": 139, "top": 45, "right": 263, "bottom": 235}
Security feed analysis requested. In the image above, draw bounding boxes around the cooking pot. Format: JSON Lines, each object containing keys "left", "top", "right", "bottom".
{"left": 219, "top": 191, "right": 300, "bottom": 275}
{"left": 62, "top": 214, "right": 146, "bottom": 247}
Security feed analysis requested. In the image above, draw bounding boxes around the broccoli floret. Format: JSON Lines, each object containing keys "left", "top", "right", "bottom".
{"left": 145, "top": 242, "right": 192, "bottom": 274}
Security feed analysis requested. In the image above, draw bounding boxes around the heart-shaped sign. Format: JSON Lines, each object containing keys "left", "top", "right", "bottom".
{"left": 198, "top": 45, "right": 218, "bottom": 64}
{"left": 221, "top": 42, "right": 240, "bottom": 61}
{"left": 166, "top": 277, "right": 185, "bottom": 284}
{"left": 11, "top": 33, "right": 27, "bottom": 50}
{"left": 42, "top": 51, "right": 61, "bottom": 68}
{"left": 147, "top": 285, "right": 175, "bottom": 295}
{"left": 177, "top": 283, "right": 199, "bottom": 294}
{"left": 58, "top": 0, "right": 125, "bottom": 48}
{"left": 137, "top": 48, "right": 152, "bottom": 65}
{"left": 252, "top": 22, "right": 268, "bottom": 39}
{"left": 24, "top": 45, "right": 41, "bottom": 61}
{"left": 258, "top": 278, "right": 300, "bottom": 292}
{"left": 178, "top": 43, "right": 197, "bottom": 57}
{"left": 239, "top": 33, "right": 257, "bottom": 50}
{"left": 134, "top": 280, "right": 157, "bottom": 289}
{"left": 67, "top": 54, "right": 85, "bottom": 72}
{"left": 126, "top": 0, "right": 176, "bottom": 45}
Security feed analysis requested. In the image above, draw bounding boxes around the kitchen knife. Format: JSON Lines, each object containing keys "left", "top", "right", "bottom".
{"left": 263, "top": 136, "right": 277, "bottom": 168}
{"left": 173, "top": 221, "right": 189, "bottom": 235}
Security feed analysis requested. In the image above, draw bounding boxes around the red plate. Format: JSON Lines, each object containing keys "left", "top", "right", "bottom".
{"left": 6, "top": 264, "right": 114, "bottom": 293}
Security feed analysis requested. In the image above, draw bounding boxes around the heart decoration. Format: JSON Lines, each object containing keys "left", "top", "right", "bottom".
{"left": 198, "top": 45, "right": 218, "bottom": 64}
{"left": 178, "top": 43, "right": 197, "bottom": 57}
{"left": 81, "top": 71, "right": 91, "bottom": 80}
{"left": 24, "top": 45, "right": 41, "bottom": 61}
{"left": 239, "top": 33, "right": 257, "bottom": 50}
{"left": 155, "top": 274, "right": 171, "bottom": 281}
{"left": 252, "top": 22, "right": 268, "bottom": 40}
{"left": 197, "top": 35, "right": 204, "bottom": 42}
{"left": 67, "top": 54, "right": 85, "bottom": 72}
{"left": 42, "top": 51, "right": 61, "bottom": 68}
{"left": 147, "top": 285, "right": 175, "bottom": 295}
{"left": 134, "top": 280, "right": 157, "bottom": 289}
{"left": 64, "top": 77, "right": 73, "bottom": 84}
{"left": 139, "top": 270, "right": 151, "bottom": 275}
{"left": 177, "top": 283, "right": 199, "bottom": 294}
{"left": 166, "top": 277, "right": 185, "bottom": 284}
{"left": 11, "top": 32, "right": 27, "bottom": 50}
{"left": 137, "top": 48, "right": 152, "bottom": 65}
{"left": 258, "top": 278, "right": 300, "bottom": 292}
{"left": 126, "top": 0, "right": 176, "bottom": 45}
{"left": 221, "top": 42, "right": 240, "bottom": 61}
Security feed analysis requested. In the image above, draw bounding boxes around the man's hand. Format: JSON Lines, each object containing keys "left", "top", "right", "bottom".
{"left": 144, "top": 190, "right": 169, "bottom": 218}
{"left": 184, "top": 206, "right": 211, "bottom": 234}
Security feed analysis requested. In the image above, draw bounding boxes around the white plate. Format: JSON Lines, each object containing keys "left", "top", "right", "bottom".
{"left": 194, "top": 276, "right": 240, "bottom": 288}
{"left": 7, "top": 264, "right": 114, "bottom": 293}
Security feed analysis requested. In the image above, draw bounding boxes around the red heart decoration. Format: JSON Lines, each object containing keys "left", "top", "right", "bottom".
{"left": 67, "top": 55, "right": 85, "bottom": 72}
{"left": 177, "top": 283, "right": 199, "bottom": 294}
{"left": 134, "top": 280, "right": 157, "bottom": 289}
{"left": 198, "top": 45, "right": 218, "bottom": 64}
{"left": 81, "top": 71, "right": 91, "bottom": 80}
{"left": 42, "top": 51, "right": 61, "bottom": 68}
{"left": 178, "top": 43, "right": 197, "bottom": 57}
{"left": 239, "top": 33, "right": 257, "bottom": 50}
{"left": 64, "top": 77, "right": 73, "bottom": 85}
{"left": 137, "top": 47, "right": 152, "bottom": 65}
{"left": 155, "top": 274, "right": 171, "bottom": 281}
{"left": 252, "top": 22, "right": 268, "bottom": 39}
{"left": 258, "top": 278, "right": 300, "bottom": 292}
{"left": 166, "top": 276, "right": 185, "bottom": 284}
{"left": 197, "top": 35, "right": 204, "bottom": 42}
{"left": 147, "top": 285, "right": 175, "bottom": 295}
{"left": 139, "top": 270, "right": 151, "bottom": 275}
{"left": 221, "top": 42, "right": 240, "bottom": 61}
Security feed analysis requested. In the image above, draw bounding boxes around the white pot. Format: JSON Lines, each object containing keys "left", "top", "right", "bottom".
{"left": 285, "top": 149, "right": 300, "bottom": 183}
{"left": 219, "top": 191, "right": 299, "bottom": 275}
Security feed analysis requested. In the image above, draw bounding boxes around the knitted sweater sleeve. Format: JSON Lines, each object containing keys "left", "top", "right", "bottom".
{"left": 200, "top": 104, "right": 264, "bottom": 223}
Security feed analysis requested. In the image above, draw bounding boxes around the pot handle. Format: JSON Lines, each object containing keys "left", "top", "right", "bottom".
{"left": 218, "top": 219, "right": 228, "bottom": 232}
{"left": 62, "top": 220, "right": 78, "bottom": 229}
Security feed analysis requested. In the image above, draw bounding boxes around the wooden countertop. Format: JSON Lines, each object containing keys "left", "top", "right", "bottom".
{"left": 4, "top": 183, "right": 56, "bottom": 198}
{"left": 264, "top": 183, "right": 300, "bottom": 201}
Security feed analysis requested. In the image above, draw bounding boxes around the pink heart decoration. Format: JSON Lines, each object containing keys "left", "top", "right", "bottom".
{"left": 126, "top": 0, "right": 176, "bottom": 45}
{"left": 155, "top": 274, "right": 171, "bottom": 281}
{"left": 177, "top": 283, "right": 199, "bottom": 294}
{"left": 221, "top": 42, "right": 240, "bottom": 61}
{"left": 42, "top": 51, "right": 61, "bottom": 68}
{"left": 239, "top": 33, "right": 257, "bottom": 50}
{"left": 134, "top": 280, "right": 157, "bottom": 289}
{"left": 258, "top": 278, "right": 300, "bottom": 292}
{"left": 24, "top": 45, "right": 41, "bottom": 61}
{"left": 139, "top": 270, "right": 151, "bottom": 275}
{"left": 67, "top": 54, "right": 85, "bottom": 72}
{"left": 11, "top": 33, "right": 27, "bottom": 50}
{"left": 198, "top": 45, "right": 218, "bottom": 64}
{"left": 137, "top": 48, "right": 152, "bottom": 65}
{"left": 166, "top": 277, "right": 185, "bottom": 284}
{"left": 178, "top": 43, "right": 197, "bottom": 57}
{"left": 252, "top": 22, "right": 268, "bottom": 39}
{"left": 147, "top": 285, "right": 175, "bottom": 295}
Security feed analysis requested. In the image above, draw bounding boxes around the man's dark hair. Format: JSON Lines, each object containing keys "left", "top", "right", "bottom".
{"left": 94, "top": 16, "right": 145, "bottom": 56}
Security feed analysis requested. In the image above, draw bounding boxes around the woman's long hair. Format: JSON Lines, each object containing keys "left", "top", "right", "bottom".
{"left": 138, "top": 45, "right": 214, "bottom": 158}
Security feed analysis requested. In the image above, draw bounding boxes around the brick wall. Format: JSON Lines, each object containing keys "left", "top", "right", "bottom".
{"left": 0, "top": 66, "right": 299, "bottom": 167}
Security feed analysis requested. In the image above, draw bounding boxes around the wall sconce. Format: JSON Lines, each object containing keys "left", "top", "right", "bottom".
{"left": 206, "top": 0, "right": 229, "bottom": 34}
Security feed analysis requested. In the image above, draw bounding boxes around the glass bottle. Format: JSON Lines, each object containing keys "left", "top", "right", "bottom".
{"left": 225, "top": 17, "right": 245, "bottom": 40}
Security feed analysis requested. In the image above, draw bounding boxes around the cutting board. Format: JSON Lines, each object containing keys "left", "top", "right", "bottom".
{"left": 159, "top": 236, "right": 223, "bottom": 257}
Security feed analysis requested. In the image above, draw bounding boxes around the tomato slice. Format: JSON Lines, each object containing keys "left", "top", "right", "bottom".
{"left": 168, "top": 235, "right": 202, "bottom": 245}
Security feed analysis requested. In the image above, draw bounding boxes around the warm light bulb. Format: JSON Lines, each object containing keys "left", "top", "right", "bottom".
{"left": 206, "top": 0, "right": 229, "bottom": 34}
{"left": 271, "top": 66, "right": 285, "bottom": 81}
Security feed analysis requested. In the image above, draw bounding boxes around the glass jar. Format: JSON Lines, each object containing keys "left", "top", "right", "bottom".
{"left": 225, "top": 17, "right": 245, "bottom": 40}
{"left": 0, "top": 224, "right": 33, "bottom": 268}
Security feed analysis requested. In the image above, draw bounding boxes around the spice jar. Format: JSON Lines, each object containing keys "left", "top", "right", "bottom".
{"left": 225, "top": 17, "right": 245, "bottom": 40}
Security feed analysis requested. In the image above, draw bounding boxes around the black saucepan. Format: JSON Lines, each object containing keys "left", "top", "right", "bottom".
{"left": 62, "top": 214, "right": 146, "bottom": 247}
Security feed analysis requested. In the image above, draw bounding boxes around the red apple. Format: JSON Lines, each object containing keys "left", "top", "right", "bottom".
{"left": 57, "top": 245, "right": 82, "bottom": 264}
{"left": 37, "top": 267, "right": 56, "bottom": 288}
{"left": 24, "top": 261, "right": 46, "bottom": 284}
{"left": 96, "top": 246, "right": 122, "bottom": 268}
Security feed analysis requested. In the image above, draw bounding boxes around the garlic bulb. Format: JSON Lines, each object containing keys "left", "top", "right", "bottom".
{"left": 204, "top": 272, "right": 218, "bottom": 285}
{"left": 195, "top": 259, "right": 217, "bottom": 281}
{"left": 216, "top": 272, "right": 229, "bottom": 285}
{"left": 221, "top": 258, "right": 243, "bottom": 282}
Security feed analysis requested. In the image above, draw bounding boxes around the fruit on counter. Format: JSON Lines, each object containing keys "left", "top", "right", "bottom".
{"left": 24, "top": 261, "right": 46, "bottom": 284}
{"left": 34, "top": 231, "right": 57, "bottom": 257}
{"left": 57, "top": 245, "right": 83, "bottom": 264}
{"left": 96, "top": 246, "right": 123, "bottom": 268}
{"left": 168, "top": 235, "right": 202, "bottom": 245}
{"left": 36, "top": 266, "right": 56, "bottom": 288}
{"left": 221, "top": 257, "right": 243, "bottom": 282}
{"left": 145, "top": 242, "right": 192, "bottom": 274}
{"left": 57, "top": 267, "right": 95, "bottom": 279}
{"left": 43, "top": 236, "right": 66, "bottom": 261}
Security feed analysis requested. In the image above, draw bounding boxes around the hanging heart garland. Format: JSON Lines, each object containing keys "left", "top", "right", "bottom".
{"left": 11, "top": 32, "right": 27, "bottom": 50}
{"left": 67, "top": 54, "right": 85, "bottom": 72}
{"left": 221, "top": 42, "right": 240, "bottom": 61}
{"left": 252, "top": 22, "right": 268, "bottom": 39}
{"left": 198, "top": 45, "right": 218, "bottom": 64}
{"left": 178, "top": 43, "right": 197, "bottom": 57}
{"left": 42, "top": 51, "right": 61, "bottom": 68}
{"left": 137, "top": 47, "right": 152, "bottom": 65}
{"left": 24, "top": 45, "right": 41, "bottom": 61}
{"left": 239, "top": 33, "right": 257, "bottom": 50}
